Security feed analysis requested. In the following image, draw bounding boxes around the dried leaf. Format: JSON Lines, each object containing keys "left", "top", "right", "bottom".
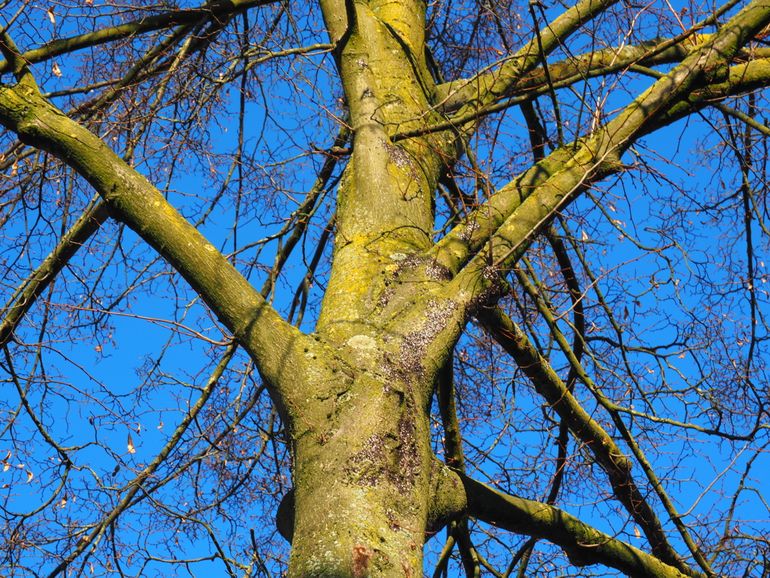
{"left": 26, "top": 469, "right": 34, "bottom": 483}
{"left": 127, "top": 433, "right": 136, "bottom": 454}
{"left": 633, "top": 526, "right": 641, "bottom": 539}
{"left": 46, "top": 8, "right": 56, "bottom": 24}
{"left": 52, "top": 63, "right": 62, "bottom": 78}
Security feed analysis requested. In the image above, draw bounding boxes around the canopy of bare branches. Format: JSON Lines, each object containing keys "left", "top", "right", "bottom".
{"left": 0, "top": 1, "right": 769, "bottom": 576}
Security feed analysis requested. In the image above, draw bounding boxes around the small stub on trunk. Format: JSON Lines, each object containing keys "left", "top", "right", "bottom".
{"left": 352, "top": 544, "right": 374, "bottom": 577}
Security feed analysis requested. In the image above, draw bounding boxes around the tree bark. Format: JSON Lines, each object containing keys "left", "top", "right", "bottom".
{"left": 288, "top": 379, "right": 432, "bottom": 577}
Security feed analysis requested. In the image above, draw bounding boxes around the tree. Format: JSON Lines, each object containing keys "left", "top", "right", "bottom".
{"left": 0, "top": 0, "right": 769, "bottom": 576}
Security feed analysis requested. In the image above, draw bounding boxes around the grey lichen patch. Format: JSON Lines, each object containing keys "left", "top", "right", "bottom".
{"left": 392, "top": 252, "right": 451, "bottom": 284}
{"left": 425, "top": 260, "right": 452, "bottom": 281}
{"left": 346, "top": 433, "right": 388, "bottom": 487}
{"left": 346, "top": 334, "right": 382, "bottom": 367}
{"left": 467, "top": 274, "right": 507, "bottom": 312}
{"left": 398, "top": 299, "right": 459, "bottom": 377}
{"left": 377, "top": 286, "right": 395, "bottom": 310}
{"left": 385, "top": 143, "right": 415, "bottom": 173}
{"left": 344, "top": 415, "right": 421, "bottom": 492}
{"left": 394, "top": 252, "right": 423, "bottom": 273}
{"left": 459, "top": 217, "right": 480, "bottom": 242}
{"left": 395, "top": 412, "right": 420, "bottom": 491}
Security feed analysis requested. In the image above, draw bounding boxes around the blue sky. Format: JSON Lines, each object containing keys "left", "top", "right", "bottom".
{"left": 1, "top": 1, "right": 769, "bottom": 576}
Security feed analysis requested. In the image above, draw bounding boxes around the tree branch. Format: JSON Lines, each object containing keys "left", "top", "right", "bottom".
{"left": 0, "top": 0, "right": 279, "bottom": 76}
{"left": 476, "top": 305, "right": 694, "bottom": 573}
{"left": 459, "top": 473, "right": 698, "bottom": 578}
{"left": 0, "top": 198, "right": 109, "bottom": 348}
{"left": 433, "top": 0, "right": 770, "bottom": 292}
{"left": 0, "top": 70, "right": 301, "bottom": 402}
{"left": 435, "top": 0, "right": 621, "bottom": 115}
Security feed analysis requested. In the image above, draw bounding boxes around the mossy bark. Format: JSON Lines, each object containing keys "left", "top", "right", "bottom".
{"left": 283, "top": 271, "right": 468, "bottom": 576}
{"left": 288, "top": 373, "right": 432, "bottom": 577}
{"left": 280, "top": 317, "right": 469, "bottom": 577}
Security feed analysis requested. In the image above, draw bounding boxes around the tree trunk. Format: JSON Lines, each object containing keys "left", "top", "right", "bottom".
{"left": 288, "top": 371, "right": 433, "bottom": 578}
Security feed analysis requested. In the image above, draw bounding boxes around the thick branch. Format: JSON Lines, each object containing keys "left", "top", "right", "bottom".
{"left": 645, "top": 58, "right": 770, "bottom": 131}
{"left": 476, "top": 306, "right": 690, "bottom": 573}
{"left": 436, "top": 0, "right": 621, "bottom": 114}
{"left": 0, "top": 75, "right": 301, "bottom": 400}
{"left": 434, "top": 0, "right": 751, "bottom": 119}
{"left": 433, "top": 0, "right": 770, "bottom": 289}
{"left": 459, "top": 474, "right": 696, "bottom": 578}
{"left": 315, "top": 0, "right": 459, "bottom": 342}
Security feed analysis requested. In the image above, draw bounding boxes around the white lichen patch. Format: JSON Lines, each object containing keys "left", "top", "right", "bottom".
{"left": 347, "top": 334, "right": 377, "bottom": 351}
